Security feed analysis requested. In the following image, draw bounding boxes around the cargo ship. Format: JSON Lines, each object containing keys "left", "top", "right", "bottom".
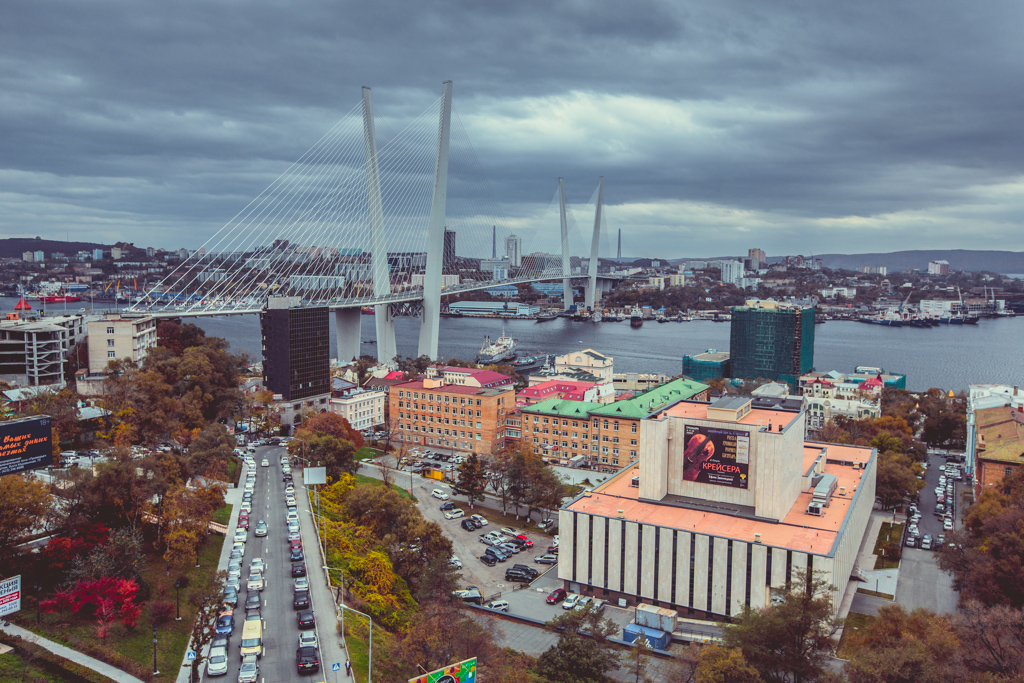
{"left": 476, "top": 330, "right": 517, "bottom": 363}
{"left": 629, "top": 305, "right": 643, "bottom": 329}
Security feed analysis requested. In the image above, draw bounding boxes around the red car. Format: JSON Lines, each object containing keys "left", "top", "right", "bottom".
{"left": 546, "top": 588, "right": 567, "bottom": 604}
{"left": 289, "top": 539, "right": 303, "bottom": 551}
{"left": 547, "top": 545, "right": 559, "bottom": 554}
{"left": 516, "top": 535, "right": 533, "bottom": 548}
{"left": 238, "top": 518, "right": 249, "bottom": 530}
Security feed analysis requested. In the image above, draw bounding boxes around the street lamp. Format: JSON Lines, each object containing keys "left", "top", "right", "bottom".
{"left": 339, "top": 603, "right": 373, "bottom": 683}
{"left": 151, "top": 624, "right": 159, "bottom": 676}
{"left": 34, "top": 584, "right": 41, "bottom": 624}
{"left": 174, "top": 578, "right": 183, "bottom": 621}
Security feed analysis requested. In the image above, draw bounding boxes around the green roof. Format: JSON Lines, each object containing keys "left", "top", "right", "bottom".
{"left": 589, "top": 378, "right": 710, "bottom": 419}
{"left": 521, "top": 397, "right": 603, "bottom": 418}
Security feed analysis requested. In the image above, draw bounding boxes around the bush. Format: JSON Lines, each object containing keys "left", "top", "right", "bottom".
{"left": 149, "top": 600, "right": 176, "bottom": 625}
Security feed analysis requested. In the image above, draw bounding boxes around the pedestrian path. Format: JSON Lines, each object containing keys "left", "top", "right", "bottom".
{"left": 0, "top": 622, "right": 145, "bottom": 683}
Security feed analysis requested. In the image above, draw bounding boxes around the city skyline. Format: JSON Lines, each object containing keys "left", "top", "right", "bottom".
{"left": 3, "top": 2, "right": 1024, "bottom": 255}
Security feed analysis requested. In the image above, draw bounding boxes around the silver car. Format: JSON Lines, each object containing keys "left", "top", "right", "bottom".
{"left": 238, "top": 655, "right": 259, "bottom": 683}
{"left": 206, "top": 646, "right": 229, "bottom": 676}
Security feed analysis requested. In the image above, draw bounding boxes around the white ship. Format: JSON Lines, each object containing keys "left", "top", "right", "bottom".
{"left": 476, "top": 329, "right": 517, "bottom": 363}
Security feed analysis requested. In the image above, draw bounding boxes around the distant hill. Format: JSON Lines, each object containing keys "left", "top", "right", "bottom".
{"left": 0, "top": 237, "right": 111, "bottom": 259}
{"left": 810, "top": 250, "right": 1024, "bottom": 274}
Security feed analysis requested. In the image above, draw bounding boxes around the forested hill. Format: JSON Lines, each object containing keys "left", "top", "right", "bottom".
{"left": 0, "top": 237, "right": 110, "bottom": 259}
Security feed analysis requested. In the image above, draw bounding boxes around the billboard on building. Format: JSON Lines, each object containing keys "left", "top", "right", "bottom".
{"left": 0, "top": 575, "right": 22, "bottom": 617}
{"left": 682, "top": 425, "right": 750, "bottom": 489}
{"left": 0, "top": 415, "right": 53, "bottom": 476}
{"left": 408, "top": 657, "right": 477, "bottom": 683}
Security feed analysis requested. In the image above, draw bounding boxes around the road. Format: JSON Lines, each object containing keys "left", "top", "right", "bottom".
{"left": 204, "top": 444, "right": 348, "bottom": 683}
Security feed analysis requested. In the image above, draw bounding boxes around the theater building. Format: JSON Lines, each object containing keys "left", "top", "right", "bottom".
{"left": 558, "top": 396, "right": 875, "bottom": 619}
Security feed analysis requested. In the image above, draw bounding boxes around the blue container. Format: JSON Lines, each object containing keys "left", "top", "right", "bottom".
{"left": 622, "top": 623, "right": 670, "bottom": 650}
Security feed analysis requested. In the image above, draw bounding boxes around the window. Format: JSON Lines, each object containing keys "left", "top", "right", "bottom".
{"left": 613, "top": 421, "right": 619, "bottom": 431}
{"left": 107, "top": 350, "right": 116, "bottom": 358}
{"left": 106, "top": 327, "right": 114, "bottom": 334}
{"left": 630, "top": 439, "right": 637, "bottom": 446}
{"left": 631, "top": 423, "right": 638, "bottom": 433}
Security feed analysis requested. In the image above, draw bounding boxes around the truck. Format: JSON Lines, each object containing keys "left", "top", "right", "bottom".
{"left": 622, "top": 623, "right": 671, "bottom": 650}
{"left": 635, "top": 604, "right": 677, "bottom": 634}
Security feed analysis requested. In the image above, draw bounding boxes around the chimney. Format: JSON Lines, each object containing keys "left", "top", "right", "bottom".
{"left": 617, "top": 510, "right": 624, "bottom": 519}
{"left": 754, "top": 533, "right": 761, "bottom": 543}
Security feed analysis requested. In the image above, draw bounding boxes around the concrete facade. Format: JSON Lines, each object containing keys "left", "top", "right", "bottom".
{"left": 86, "top": 314, "right": 158, "bottom": 374}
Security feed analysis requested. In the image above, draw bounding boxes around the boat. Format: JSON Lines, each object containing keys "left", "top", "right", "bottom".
{"left": 592, "top": 310, "right": 602, "bottom": 322}
{"left": 629, "top": 305, "right": 643, "bottom": 329}
{"left": 476, "top": 329, "right": 517, "bottom": 363}
{"left": 513, "top": 354, "right": 547, "bottom": 371}
{"left": 39, "top": 295, "right": 82, "bottom": 303}
{"left": 535, "top": 311, "right": 558, "bottom": 322}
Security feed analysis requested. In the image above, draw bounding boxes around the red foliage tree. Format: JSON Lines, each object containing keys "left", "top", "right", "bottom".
{"left": 68, "top": 577, "right": 144, "bottom": 630}
{"left": 298, "top": 412, "right": 364, "bottom": 449}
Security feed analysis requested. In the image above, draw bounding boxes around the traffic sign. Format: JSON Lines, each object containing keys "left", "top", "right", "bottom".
{"left": 332, "top": 663, "right": 341, "bottom": 672}
{"left": 186, "top": 651, "right": 196, "bottom": 661}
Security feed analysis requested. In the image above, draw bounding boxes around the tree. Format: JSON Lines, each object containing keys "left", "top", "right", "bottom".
{"left": 535, "top": 604, "right": 620, "bottom": 683}
{"left": 952, "top": 600, "right": 1024, "bottom": 677}
{"left": 25, "top": 387, "right": 80, "bottom": 448}
{"left": 298, "top": 434, "right": 358, "bottom": 481}
{"left": 452, "top": 453, "right": 488, "bottom": 509}
{"left": 842, "top": 604, "right": 959, "bottom": 683}
{"left": 875, "top": 451, "right": 924, "bottom": 511}
{"left": 187, "top": 571, "right": 227, "bottom": 683}
{"left": 298, "top": 411, "right": 364, "bottom": 449}
{"left": 186, "top": 422, "right": 234, "bottom": 480}
{"left": 161, "top": 483, "right": 223, "bottom": 568}
{"left": 69, "top": 527, "right": 146, "bottom": 584}
{"left": 696, "top": 644, "right": 763, "bottom": 683}
{"left": 0, "top": 473, "right": 50, "bottom": 570}
{"left": 623, "top": 628, "right": 655, "bottom": 683}
{"left": 724, "top": 570, "right": 840, "bottom": 683}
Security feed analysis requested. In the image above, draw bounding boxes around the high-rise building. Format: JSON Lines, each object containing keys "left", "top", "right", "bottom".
{"left": 730, "top": 300, "right": 815, "bottom": 386}
{"left": 747, "top": 248, "right": 766, "bottom": 267}
{"left": 261, "top": 297, "right": 330, "bottom": 403}
{"left": 86, "top": 314, "right": 158, "bottom": 375}
{"left": 92, "top": 248, "right": 104, "bottom": 261}
{"left": 617, "top": 229, "right": 622, "bottom": 259}
{"left": 505, "top": 234, "right": 522, "bottom": 268}
{"left": 716, "top": 260, "right": 744, "bottom": 285}
{"left": 927, "top": 260, "right": 950, "bottom": 275}
{"left": 33, "top": 250, "right": 45, "bottom": 263}
{"left": 443, "top": 229, "right": 456, "bottom": 272}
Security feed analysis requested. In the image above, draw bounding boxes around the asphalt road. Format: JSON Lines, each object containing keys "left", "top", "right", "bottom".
{"left": 208, "top": 444, "right": 339, "bottom": 683}
{"left": 910, "top": 449, "right": 964, "bottom": 546}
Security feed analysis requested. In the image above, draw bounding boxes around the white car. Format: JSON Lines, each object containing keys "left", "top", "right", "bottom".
{"left": 449, "top": 555, "right": 463, "bottom": 570}
{"left": 206, "top": 645, "right": 229, "bottom": 676}
{"left": 943, "top": 518, "right": 954, "bottom": 531}
{"left": 247, "top": 571, "right": 264, "bottom": 591}
{"left": 500, "top": 527, "right": 517, "bottom": 538}
{"left": 240, "top": 501, "right": 252, "bottom": 513}
{"left": 249, "top": 558, "right": 265, "bottom": 574}
{"left": 234, "top": 529, "right": 247, "bottom": 543}
{"left": 238, "top": 655, "right": 259, "bottom": 683}
{"left": 432, "top": 489, "right": 449, "bottom": 501}
{"left": 470, "top": 515, "right": 488, "bottom": 527}
{"left": 444, "top": 509, "right": 465, "bottom": 520}
{"left": 232, "top": 541, "right": 246, "bottom": 556}
{"left": 298, "top": 630, "right": 318, "bottom": 648}
{"left": 261, "top": 459, "right": 269, "bottom": 467}
{"left": 562, "top": 594, "right": 580, "bottom": 610}
{"left": 293, "top": 576, "right": 309, "bottom": 591}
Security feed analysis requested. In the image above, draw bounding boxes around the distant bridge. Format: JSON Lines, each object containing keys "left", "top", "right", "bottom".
{"left": 130, "top": 82, "right": 613, "bottom": 361}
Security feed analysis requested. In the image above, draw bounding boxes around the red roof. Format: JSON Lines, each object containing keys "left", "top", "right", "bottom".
{"left": 394, "top": 379, "right": 494, "bottom": 396}
{"left": 14, "top": 298, "right": 31, "bottom": 310}
{"left": 470, "top": 370, "right": 513, "bottom": 387}
{"left": 517, "top": 380, "right": 596, "bottom": 400}
{"left": 384, "top": 371, "right": 405, "bottom": 380}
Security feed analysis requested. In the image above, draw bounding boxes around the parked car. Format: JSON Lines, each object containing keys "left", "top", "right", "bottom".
{"left": 444, "top": 509, "right": 465, "bottom": 520}
{"left": 487, "top": 599, "right": 509, "bottom": 612}
{"left": 298, "top": 630, "right": 318, "bottom": 649}
{"left": 547, "top": 545, "right": 559, "bottom": 554}
{"left": 293, "top": 577, "right": 309, "bottom": 591}
{"left": 247, "top": 571, "right": 264, "bottom": 592}
{"left": 297, "top": 609, "right": 316, "bottom": 629}
{"left": 461, "top": 519, "right": 478, "bottom": 531}
{"left": 432, "top": 489, "right": 449, "bottom": 500}
{"left": 534, "top": 554, "right": 558, "bottom": 565}
{"left": 561, "top": 594, "right": 580, "bottom": 610}
{"left": 943, "top": 517, "right": 954, "bottom": 531}
{"left": 921, "top": 534, "right": 933, "bottom": 550}
{"left": 505, "top": 569, "right": 532, "bottom": 583}
{"left": 498, "top": 542, "right": 520, "bottom": 555}
{"left": 449, "top": 555, "right": 463, "bottom": 570}
{"left": 479, "top": 554, "right": 497, "bottom": 567}
{"left": 439, "top": 501, "right": 456, "bottom": 511}
{"left": 546, "top": 588, "right": 567, "bottom": 604}
{"left": 470, "top": 515, "right": 488, "bottom": 527}
{"left": 238, "top": 517, "right": 249, "bottom": 530}
{"left": 245, "top": 591, "right": 261, "bottom": 610}
{"left": 215, "top": 613, "right": 235, "bottom": 635}
{"left": 290, "top": 547, "right": 304, "bottom": 562}
{"left": 206, "top": 645, "right": 229, "bottom": 676}
{"left": 293, "top": 590, "right": 310, "bottom": 610}
{"left": 238, "top": 655, "right": 259, "bottom": 683}
{"left": 291, "top": 562, "right": 307, "bottom": 577}
{"left": 296, "top": 646, "right": 320, "bottom": 674}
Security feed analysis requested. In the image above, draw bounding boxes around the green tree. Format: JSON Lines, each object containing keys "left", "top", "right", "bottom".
{"left": 25, "top": 387, "right": 80, "bottom": 448}
{"left": 186, "top": 570, "right": 227, "bottom": 683}
{"left": 623, "top": 628, "right": 655, "bottom": 683}
{"left": 724, "top": 570, "right": 840, "bottom": 683}
{"left": 452, "top": 453, "right": 488, "bottom": 509}
{"left": 875, "top": 451, "right": 924, "bottom": 511}
{"left": 535, "top": 604, "right": 620, "bottom": 683}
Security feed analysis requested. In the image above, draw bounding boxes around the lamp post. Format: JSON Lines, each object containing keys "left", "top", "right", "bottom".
{"left": 34, "top": 583, "right": 41, "bottom": 624}
{"left": 151, "top": 624, "right": 159, "bottom": 676}
{"left": 340, "top": 604, "right": 372, "bottom": 683}
{"left": 174, "top": 578, "right": 183, "bottom": 621}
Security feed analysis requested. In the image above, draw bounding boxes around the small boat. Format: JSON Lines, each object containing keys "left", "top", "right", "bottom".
{"left": 592, "top": 310, "right": 602, "bottom": 322}
{"left": 629, "top": 305, "right": 643, "bottom": 329}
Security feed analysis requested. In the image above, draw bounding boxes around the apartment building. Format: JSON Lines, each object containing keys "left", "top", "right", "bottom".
{"left": 329, "top": 388, "right": 386, "bottom": 432}
{"left": 86, "top": 314, "right": 158, "bottom": 374}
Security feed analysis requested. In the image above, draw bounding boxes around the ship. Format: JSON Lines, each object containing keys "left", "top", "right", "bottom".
{"left": 535, "top": 311, "right": 558, "bottom": 322}
{"left": 629, "top": 305, "right": 643, "bottom": 329}
{"left": 512, "top": 354, "right": 548, "bottom": 371}
{"left": 476, "top": 329, "right": 517, "bottom": 363}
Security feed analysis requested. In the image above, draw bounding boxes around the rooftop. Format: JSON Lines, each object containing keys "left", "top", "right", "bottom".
{"left": 521, "top": 397, "right": 603, "bottom": 418}
{"left": 568, "top": 441, "right": 874, "bottom": 556}
{"left": 588, "top": 378, "right": 710, "bottom": 420}
{"left": 394, "top": 378, "right": 511, "bottom": 397}
{"left": 976, "top": 405, "right": 1024, "bottom": 464}
{"left": 663, "top": 399, "right": 801, "bottom": 431}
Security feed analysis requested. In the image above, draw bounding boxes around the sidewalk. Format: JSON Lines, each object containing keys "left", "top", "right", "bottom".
{"left": 173, "top": 468, "right": 244, "bottom": 683}
{"left": 0, "top": 621, "right": 145, "bottom": 683}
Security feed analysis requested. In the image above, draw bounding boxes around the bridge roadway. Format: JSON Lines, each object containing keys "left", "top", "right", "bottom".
{"left": 209, "top": 444, "right": 347, "bottom": 683}
{"left": 133, "top": 273, "right": 623, "bottom": 318}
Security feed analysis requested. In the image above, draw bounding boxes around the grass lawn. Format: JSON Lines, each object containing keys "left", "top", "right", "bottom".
{"left": 341, "top": 616, "right": 391, "bottom": 683}
{"left": 212, "top": 503, "right": 233, "bottom": 526}
{"left": 836, "top": 612, "right": 876, "bottom": 660}
{"left": 15, "top": 538, "right": 225, "bottom": 680}
{"left": 855, "top": 587, "right": 895, "bottom": 599}
{"left": 461, "top": 505, "right": 556, "bottom": 538}
{"left": 352, "top": 473, "right": 415, "bottom": 500}
{"left": 355, "top": 446, "right": 384, "bottom": 461}
{"left": 227, "top": 458, "right": 241, "bottom": 486}
{"left": 0, "top": 652, "right": 66, "bottom": 683}
{"left": 873, "top": 522, "right": 904, "bottom": 570}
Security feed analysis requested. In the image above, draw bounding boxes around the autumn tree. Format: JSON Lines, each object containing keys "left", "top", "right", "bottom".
{"left": 161, "top": 483, "right": 223, "bottom": 568}
{"left": 0, "top": 473, "right": 50, "bottom": 570}
{"left": 952, "top": 600, "right": 1024, "bottom": 678}
{"left": 843, "top": 604, "right": 960, "bottom": 683}
{"left": 25, "top": 387, "right": 80, "bottom": 448}
{"left": 696, "top": 644, "right": 763, "bottom": 683}
{"left": 298, "top": 411, "right": 364, "bottom": 449}
{"left": 186, "top": 422, "right": 234, "bottom": 480}
{"left": 452, "top": 453, "right": 488, "bottom": 509}
{"left": 186, "top": 570, "right": 227, "bottom": 683}
{"left": 535, "top": 604, "right": 620, "bottom": 683}
{"left": 724, "top": 570, "right": 840, "bottom": 683}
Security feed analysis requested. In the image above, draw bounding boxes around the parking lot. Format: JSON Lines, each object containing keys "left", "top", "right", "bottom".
{"left": 905, "top": 449, "right": 965, "bottom": 551}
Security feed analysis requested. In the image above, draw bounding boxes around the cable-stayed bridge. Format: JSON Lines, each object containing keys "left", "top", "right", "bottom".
{"left": 129, "top": 82, "right": 612, "bottom": 361}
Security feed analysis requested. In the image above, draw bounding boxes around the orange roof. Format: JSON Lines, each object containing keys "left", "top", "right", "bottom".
{"left": 568, "top": 441, "right": 872, "bottom": 556}
{"left": 663, "top": 401, "right": 800, "bottom": 431}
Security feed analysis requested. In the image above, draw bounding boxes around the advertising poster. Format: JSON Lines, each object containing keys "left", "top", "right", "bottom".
{"left": 682, "top": 425, "right": 750, "bottom": 489}
{"left": 0, "top": 415, "right": 53, "bottom": 476}
{"left": 408, "top": 657, "right": 477, "bottom": 683}
{"left": 0, "top": 575, "right": 21, "bottom": 617}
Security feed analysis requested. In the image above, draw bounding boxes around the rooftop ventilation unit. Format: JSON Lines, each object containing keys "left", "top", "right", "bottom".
{"left": 807, "top": 473, "right": 838, "bottom": 515}
{"left": 630, "top": 476, "right": 640, "bottom": 488}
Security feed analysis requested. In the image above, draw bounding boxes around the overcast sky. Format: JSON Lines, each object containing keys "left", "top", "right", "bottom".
{"left": 3, "top": 0, "right": 1024, "bottom": 258}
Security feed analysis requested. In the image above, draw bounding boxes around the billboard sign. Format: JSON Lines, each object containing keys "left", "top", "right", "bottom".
{"left": 682, "top": 425, "right": 750, "bottom": 489}
{"left": 0, "top": 415, "right": 53, "bottom": 476}
{"left": 303, "top": 466, "right": 327, "bottom": 486}
{"left": 408, "top": 657, "right": 477, "bottom": 683}
{"left": 0, "top": 575, "right": 22, "bottom": 617}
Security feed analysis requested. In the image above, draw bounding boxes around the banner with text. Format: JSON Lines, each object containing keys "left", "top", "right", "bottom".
{"left": 0, "top": 415, "right": 53, "bottom": 476}
{"left": 408, "top": 657, "right": 477, "bottom": 683}
{"left": 682, "top": 425, "right": 750, "bottom": 489}
{"left": 0, "top": 575, "right": 22, "bottom": 617}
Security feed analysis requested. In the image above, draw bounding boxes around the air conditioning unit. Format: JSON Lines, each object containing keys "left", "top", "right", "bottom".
{"left": 806, "top": 503, "right": 823, "bottom": 516}
{"left": 630, "top": 476, "right": 640, "bottom": 488}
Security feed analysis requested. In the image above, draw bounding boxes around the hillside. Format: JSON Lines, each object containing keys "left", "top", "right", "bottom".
{"left": 811, "top": 250, "right": 1024, "bottom": 274}
{"left": 0, "top": 237, "right": 110, "bottom": 259}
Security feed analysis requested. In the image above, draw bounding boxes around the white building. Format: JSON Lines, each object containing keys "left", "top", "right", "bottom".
{"left": 505, "top": 234, "right": 522, "bottom": 268}
{"left": 329, "top": 388, "right": 385, "bottom": 432}
{"left": 553, "top": 349, "right": 614, "bottom": 382}
{"left": 927, "top": 260, "right": 950, "bottom": 275}
{"left": 86, "top": 315, "right": 158, "bottom": 375}
{"left": 0, "top": 313, "right": 87, "bottom": 387}
{"left": 559, "top": 397, "right": 875, "bottom": 619}
{"left": 715, "top": 260, "right": 744, "bottom": 286}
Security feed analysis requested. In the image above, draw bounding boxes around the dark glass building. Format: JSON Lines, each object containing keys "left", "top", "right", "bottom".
{"left": 443, "top": 228, "right": 456, "bottom": 272}
{"left": 729, "top": 302, "right": 815, "bottom": 387}
{"left": 261, "top": 299, "right": 330, "bottom": 401}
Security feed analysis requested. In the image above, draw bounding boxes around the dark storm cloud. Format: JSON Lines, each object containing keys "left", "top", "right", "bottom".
{"left": 1, "top": 0, "right": 1023, "bottom": 254}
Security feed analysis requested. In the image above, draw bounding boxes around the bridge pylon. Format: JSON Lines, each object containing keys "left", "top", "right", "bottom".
{"left": 559, "top": 177, "right": 573, "bottom": 311}
{"left": 417, "top": 81, "right": 453, "bottom": 360}
{"left": 585, "top": 176, "right": 604, "bottom": 312}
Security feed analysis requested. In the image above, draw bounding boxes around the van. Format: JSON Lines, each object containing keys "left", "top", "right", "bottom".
{"left": 484, "top": 547, "right": 508, "bottom": 562}
{"left": 239, "top": 618, "right": 264, "bottom": 659}
{"left": 487, "top": 599, "right": 509, "bottom": 612}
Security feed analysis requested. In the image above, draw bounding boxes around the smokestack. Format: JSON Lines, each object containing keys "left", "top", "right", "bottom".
{"left": 617, "top": 228, "right": 622, "bottom": 259}
{"left": 492, "top": 225, "right": 497, "bottom": 259}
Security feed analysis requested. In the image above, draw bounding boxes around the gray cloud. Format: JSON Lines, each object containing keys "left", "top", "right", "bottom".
{"left": 1, "top": 0, "right": 1023, "bottom": 257}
